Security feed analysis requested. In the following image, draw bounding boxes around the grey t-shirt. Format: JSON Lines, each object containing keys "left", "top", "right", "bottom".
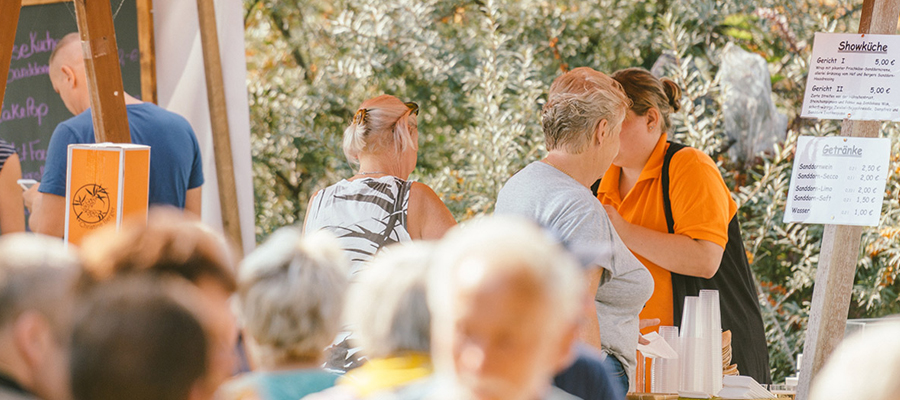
{"left": 495, "top": 161, "right": 653, "bottom": 390}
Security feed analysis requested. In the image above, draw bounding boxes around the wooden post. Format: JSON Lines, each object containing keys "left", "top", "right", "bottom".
{"left": 0, "top": 0, "right": 24, "bottom": 110}
{"left": 73, "top": 0, "right": 132, "bottom": 143}
{"left": 136, "top": 0, "right": 157, "bottom": 104}
{"left": 196, "top": 0, "right": 244, "bottom": 255}
{"left": 796, "top": 1, "right": 900, "bottom": 399}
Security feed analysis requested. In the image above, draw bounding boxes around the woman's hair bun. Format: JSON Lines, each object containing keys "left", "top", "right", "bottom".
{"left": 661, "top": 78, "right": 682, "bottom": 113}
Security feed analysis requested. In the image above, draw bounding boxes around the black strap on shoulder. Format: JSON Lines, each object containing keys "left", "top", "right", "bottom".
{"left": 661, "top": 141, "right": 687, "bottom": 234}
{"left": 590, "top": 179, "right": 601, "bottom": 197}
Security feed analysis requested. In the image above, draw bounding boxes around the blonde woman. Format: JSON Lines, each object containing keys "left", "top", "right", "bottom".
{"left": 304, "top": 94, "right": 455, "bottom": 274}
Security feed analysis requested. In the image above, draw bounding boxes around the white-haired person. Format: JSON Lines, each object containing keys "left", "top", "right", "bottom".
{"left": 303, "top": 94, "right": 456, "bottom": 275}
{"left": 217, "top": 227, "right": 350, "bottom": 400}
{"left": 495, "top": 67, "right": 653, "bottom": 394}
{"left": 303, "top": 242, "right": 433, "bottom": 400}
{"left": 396, "top": 216, "right": 585, "bottom": 400}
{"left": 808, "top": 319, "right": 900, "bottom": 400}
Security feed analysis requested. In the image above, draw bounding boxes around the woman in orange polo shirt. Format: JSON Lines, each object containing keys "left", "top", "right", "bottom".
{"left": 596, "top": 67, "right": 770, "bottom": 387}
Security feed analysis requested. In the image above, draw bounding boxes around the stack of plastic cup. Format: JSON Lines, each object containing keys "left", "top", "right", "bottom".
{"left": 679, "top": 296, "right": 708, "bottom": 394}
{"left": 700, "top": 290, "right": 723, "bottom": 395}
{"left": 651, "top": 325, "right": 681, "bottom": 393}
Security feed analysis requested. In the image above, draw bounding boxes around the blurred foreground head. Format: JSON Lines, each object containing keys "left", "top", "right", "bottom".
{"left": 429, "top": 217, "right": 583, "bottom": 400}
{"left": 236, "top": 227, "right": 349, "bottom": 367}
{"left": 78, "top": 207, "right": 238, "bottom": 397}
{"left": 809, "top": 320, "right": 900, "bottom": 400}
{"left": 346, "top": 242, "right": 433, "bottom": 359}
{"left": 79, "top": 207, "right": 236, "bottom": 292}
{"left": 70, "top": 276, "right": 209, "bottom": 400}
{"left": 0, "top": 234, "right": 80, "bottom": 400}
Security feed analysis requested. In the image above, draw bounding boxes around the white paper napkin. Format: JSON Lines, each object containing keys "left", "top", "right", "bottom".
{"left": 637, "top": 331, "right": 679, "bottom": 359}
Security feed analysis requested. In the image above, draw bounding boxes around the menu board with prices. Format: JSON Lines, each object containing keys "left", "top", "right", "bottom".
{"left": 783, "top": 136, "right": 891, "bottom": 226}
{"left": 801, "top": 32, "right": 900, "bottom": 121}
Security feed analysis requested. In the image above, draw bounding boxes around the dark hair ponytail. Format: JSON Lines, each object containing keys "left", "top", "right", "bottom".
{"left": 661, "top": 78, "right": 682, "bottom": 113}
{"left": 611, "top": 68, "right": 682, "bottom": 134}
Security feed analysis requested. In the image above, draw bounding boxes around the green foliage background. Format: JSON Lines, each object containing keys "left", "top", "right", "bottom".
{"left": 244, "top": 0, "right": 900, "bottom": 382}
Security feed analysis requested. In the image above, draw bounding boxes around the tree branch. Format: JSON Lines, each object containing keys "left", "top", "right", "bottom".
{"left": 268, "top": 7, "right": 314, "bottom": 83}
{"left": 244, "top": 0, "right": 262, "bottom": 29}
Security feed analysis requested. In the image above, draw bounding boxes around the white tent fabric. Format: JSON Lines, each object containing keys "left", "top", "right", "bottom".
{"left": 153, "top": 0, "right": 255, "bottom": 255}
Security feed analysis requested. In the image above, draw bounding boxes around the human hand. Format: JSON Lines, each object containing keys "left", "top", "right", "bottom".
{"left": 637, "top": 318, "right": 661, "bottom": 345}
{"left": 22, "top": 183, "right": 40, "bottom": 211}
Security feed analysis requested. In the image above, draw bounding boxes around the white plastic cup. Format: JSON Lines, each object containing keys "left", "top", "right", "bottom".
{"left": 700, "top": 290, "right": 723, "bottom": 395}
{"left": 679, "top": 296, "right": 706, "bottom": 393}
{"left": 655, "top": 325, "right": 680, "bottom": 393}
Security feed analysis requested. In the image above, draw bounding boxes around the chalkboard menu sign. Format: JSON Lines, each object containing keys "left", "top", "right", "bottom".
{"left": 1, "top": 0, "right": 143, "bottom": 182}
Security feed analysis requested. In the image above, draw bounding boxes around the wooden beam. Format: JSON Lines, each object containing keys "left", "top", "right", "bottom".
{"left": 196, "top": 0, "right": 244, "bottom": 255}
{"left": 796, "top": 1, "right": 900, "bottom": 399}
{"left": 0, "top": 0, "right": 23, "bottom": 111}
{"left": 21, "top": 0, "right": 69, "bottom": 5}
{"left": 136, "top": 0, "right": 157, "bottom": 104}
{"left": 73, "top": 0, "right": 132, "bottom": 143}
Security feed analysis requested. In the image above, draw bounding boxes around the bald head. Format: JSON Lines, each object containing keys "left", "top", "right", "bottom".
{"left": 49, "top": 32, "right": 90, "bottom": 115}
{"left": 49, "top": 32, "right": 82, "bottom": 68}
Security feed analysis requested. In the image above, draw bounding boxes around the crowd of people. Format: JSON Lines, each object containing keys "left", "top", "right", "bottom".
{"left": 0, "top": 44, "right": 895, "bottom": 400}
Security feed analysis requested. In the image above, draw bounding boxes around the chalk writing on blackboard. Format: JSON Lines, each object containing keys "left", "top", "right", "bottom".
{"left": 0, "top": 97, "right": 50, "bottom": 126}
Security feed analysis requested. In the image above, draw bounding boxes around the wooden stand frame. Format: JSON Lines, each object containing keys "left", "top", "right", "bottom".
{"left": 3, "top": 0, "right": 243, "bottom": 251}
{"left": 196, "top": 0, "right": 244, "bottom": 255}
{"left": 73, "top": 0, "right": 132, "bottom": 144}
{"left": 796, "top": 1, "right": 900, "bottom": 399}
{"left": 0, "top": 0, "right": 24, "bottom": 111}
{"left": 18, "top": 0, "right": 158, "bottom": 105}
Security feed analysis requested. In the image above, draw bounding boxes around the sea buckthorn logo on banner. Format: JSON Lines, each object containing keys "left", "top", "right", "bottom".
{"left": 71, "top": 184, "right": 115, "bottom": 226}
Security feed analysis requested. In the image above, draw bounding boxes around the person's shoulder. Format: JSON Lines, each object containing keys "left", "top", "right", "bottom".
{"left": 408, "top": 181, "right": 450, "bottom": 218}
{"left": 409, "top": 180, "right": 439, "bottom": 198}
{"left": 670, "top": 145, "right": 717, "bottom": 168}
{"left": 131, "top": 103, "right": 195, "bottom": 131}
{"left": 49, "top": 112, "right": 95, "bottom": 145}
{"left": 501, "top": 162, "right": 581, "bottom": 195}
{"left": 56, "top": 110, "right": 94, "bottom": 133}
{"left": 669, "top": 145, "right": 723, "bottom": 179}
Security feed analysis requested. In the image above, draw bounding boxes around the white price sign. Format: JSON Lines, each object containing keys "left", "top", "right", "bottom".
{"left": 801, "top": 33, "right": 900, "bottom": 121}
{"left": 784, "top": 136, "right": 891, "bottom": 226}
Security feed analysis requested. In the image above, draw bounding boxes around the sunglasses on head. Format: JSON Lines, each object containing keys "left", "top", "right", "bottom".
{"left": 405, "top": 101, "right": 419, "bottom": 116}
{"left": 352, "top": 101, "right": 419, "bottom": 126}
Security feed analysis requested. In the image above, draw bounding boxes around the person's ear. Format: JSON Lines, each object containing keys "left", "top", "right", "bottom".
{"left": 595, "top": 119, "right": 609, "bottom": 144}
{"left": 60, "top": 65, "right": 77, "bottom": 88}
{"left": 646, "top": 107, "right": 661, "bottom": 132}
{"left": 12, "top": 312, "right": 53, "bottom": 370}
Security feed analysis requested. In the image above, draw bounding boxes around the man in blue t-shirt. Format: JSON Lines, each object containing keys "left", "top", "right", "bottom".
{"left": 24, "top": 33, "right": 203, "bottom": 238}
